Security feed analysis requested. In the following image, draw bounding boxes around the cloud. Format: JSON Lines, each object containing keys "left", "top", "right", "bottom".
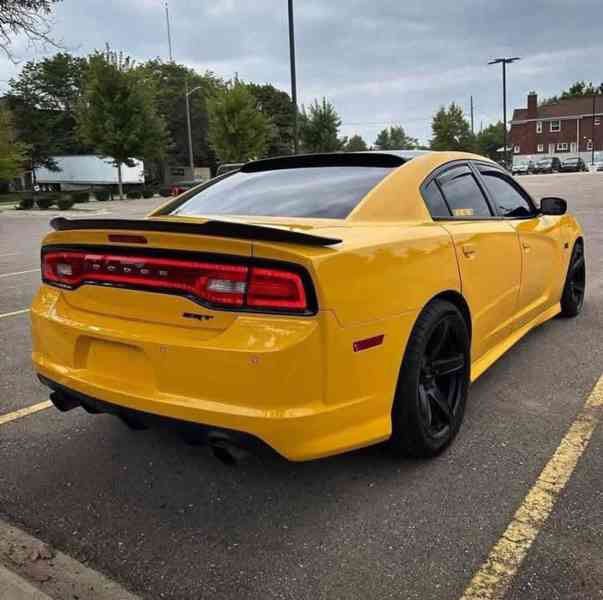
{"left": 1, "top": 0, "right": 602, "bottom": 145}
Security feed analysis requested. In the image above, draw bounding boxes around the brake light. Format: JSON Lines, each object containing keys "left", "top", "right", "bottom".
{"left": 247, "top": 267, "right": 307, "bottom": 310}
{"left": 41, "top": 250, "right": 310, "bottom": 313}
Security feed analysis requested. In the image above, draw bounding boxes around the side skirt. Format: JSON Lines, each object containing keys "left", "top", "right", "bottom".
{"left": 470, "top": 303, "right": 561, "bottom": 382}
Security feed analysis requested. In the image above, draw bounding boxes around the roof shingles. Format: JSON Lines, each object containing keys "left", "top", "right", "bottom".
{"left": 512, "top": 95, "right": 603, "bottom": 122}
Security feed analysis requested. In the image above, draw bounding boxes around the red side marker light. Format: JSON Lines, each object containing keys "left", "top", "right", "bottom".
{"left": 108, "top": 234, "right": 148, "bottom": 244}
{"left": 353, "top": 335, "right": 384, "bottom": 352}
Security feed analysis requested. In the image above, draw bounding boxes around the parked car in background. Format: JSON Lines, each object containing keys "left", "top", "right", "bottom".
{"left": 560, "top": 157, "right": 588, "bottom": 173}
{"left": 216, "top": 163, "right": 243, "bottom": 177}
{"left": 594, "top": 161, "right": 603, "bottom": 172}
{"left": 533, "top": 157, "right": 562, "bottom": 174}
{"left": 170, "top": 179, "right": 204, "bottom": 196}
{"left": 512, "top": 159, "right": 534, "bottom": 176}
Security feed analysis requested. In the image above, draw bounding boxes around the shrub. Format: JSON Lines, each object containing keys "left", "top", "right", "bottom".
{"left": 142, "top": 188, "right": 154, "bottom": 198}
{"left": 126, "top": 190, "right": 142, "bottom": 199}
{"left": 17, "top": 196, "right": 34, "bottom": 210}
{"left": 57, "top": 196, "right": 75, "bottom": 210}
{"left": 36, "top": 195, "right": 55, "bottom": 210}
{"left": 18, "top": 196, "right": 35, "bottom": 210}
{"left": 95, "top": 189, "right": 111, "bottom": 201}
{"left": 159, "top": 187, "right": 171, "bottom": 198}
{"left": 72, "top": 191, "right": 89, "bottom": 203}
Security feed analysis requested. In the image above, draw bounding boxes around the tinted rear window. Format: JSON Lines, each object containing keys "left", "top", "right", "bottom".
{"left": 169, "top": 166, "right": 394, "bottom": 219}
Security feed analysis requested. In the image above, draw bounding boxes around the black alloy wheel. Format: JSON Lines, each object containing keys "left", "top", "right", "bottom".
{"left": 391, "top": 299, "right": 470, "bottom": 458}
{"left": 418, "top": 318, "right": 466, "bottom": 440}
{"left": 561, "top": 242, "right": 585, "bottom": 317}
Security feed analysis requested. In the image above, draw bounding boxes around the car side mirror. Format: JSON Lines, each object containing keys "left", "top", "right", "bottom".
{"left": 540, "top": 197, "right": 567, "bottom": 215}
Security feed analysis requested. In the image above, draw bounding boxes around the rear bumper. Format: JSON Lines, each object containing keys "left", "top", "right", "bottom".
{"left": 39, "top": 375, "right": 277, "bottom": 458}
{"left": 31, "top": 286, "right": 408, "bottom": 461}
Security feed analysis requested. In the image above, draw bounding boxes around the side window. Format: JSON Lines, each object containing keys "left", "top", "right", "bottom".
{"left": 478, "top": 168, "right": 535, "bottom": 218}
{"left": 437, "top": 165, "right": 492, "bottom": 218}
{"left": 422, "top": 180, "right": 450, "bottom": 218}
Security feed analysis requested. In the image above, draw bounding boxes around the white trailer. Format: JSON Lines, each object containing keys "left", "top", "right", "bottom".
{"left": 35, "top": 155, "right": 144, "bottom": 187}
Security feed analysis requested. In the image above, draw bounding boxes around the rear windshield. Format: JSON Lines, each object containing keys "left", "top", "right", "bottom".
{"left": 168, "top": 166, "right": 395, "bottom": 219}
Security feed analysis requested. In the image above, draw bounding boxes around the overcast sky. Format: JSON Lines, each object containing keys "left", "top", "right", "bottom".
{"left": 2, "top": 0, "right": 603, "bottom": 145}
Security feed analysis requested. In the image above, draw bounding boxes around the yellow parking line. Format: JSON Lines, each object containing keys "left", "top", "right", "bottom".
{"left": 0, "top": 401, "right": 52, "bottom": 427}
{"left": 0, "top": 268, "right": 39, "bottom": 279}
{"left": 461, "top": 374, "right": 603, "bottom": 600}
{"left": 0, "top": 308, "right": 30, "bottom": 319}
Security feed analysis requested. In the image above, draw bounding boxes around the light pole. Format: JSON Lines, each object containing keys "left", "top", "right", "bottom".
{"left": 489, "top": 57, "right": 520, "bottom": 169}
{"left": 591, "top": 93, "right": 596, "bottom": 167}
{"left": 185, "top": 81, "right": 202, "bottom": 177}
{"left": 288, "top": 0, "right": 298, "bottom": 154}
{"left": 164, "top": 1, "right": 173, "bottom": 61}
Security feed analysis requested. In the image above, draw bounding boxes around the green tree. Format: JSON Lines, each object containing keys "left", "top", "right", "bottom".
{"left": 299, "top": 98, "right": 344, "bottom": 153}
{"left": 7, "top": 52, "right": 89, "bottom": 178}
{"left": 207, "top": 79, "right": 270, "bottom": 163}
{"left": 77, "top": 48, "right": 168, "bottom": 199}
{"left": 1, "top": 0, "right": 62, "bottom": 61}
{"left": 247, "top": 83, "right": 294, "bottom": 156}
{"left": 140, "top": 59, "right": 224, "bottom": 178}
{"left": 0, "top": 106, "right": 28, "bottom": 181}
{"left": 561, "top": 81, "right": 603, "bottom": 98}
{"left": 345, "top": 134, "right": 368, "bottom": 152}
{"left": 476, "top": 121, "right": 505, "bottom": 160}
{"left": 374, "top": 125, "right": 418, "bottom": 150}
{"left": 430, "top": 103, "right": 475, "bottom": 151}
{"left": 541, "top": 81, "right": 603, "bottom": 105}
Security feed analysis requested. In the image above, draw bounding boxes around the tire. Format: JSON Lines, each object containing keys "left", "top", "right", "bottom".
{"left": 560, "top": 241, "right": 585, "bottom": 317}
{"left": 390, "top": 299, "right": 470, "bottom": 458}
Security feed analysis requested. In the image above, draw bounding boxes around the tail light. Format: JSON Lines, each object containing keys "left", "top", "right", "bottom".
{"left": 42, "top": 250, "right": 311, "bottom": 314}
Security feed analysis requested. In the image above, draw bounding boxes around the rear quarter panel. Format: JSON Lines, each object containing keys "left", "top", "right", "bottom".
{"left": 253, "top": 223, "right": 461, "bottom": 426}
{"left": 253, "top": 222, "right": 460, "bottom": 326}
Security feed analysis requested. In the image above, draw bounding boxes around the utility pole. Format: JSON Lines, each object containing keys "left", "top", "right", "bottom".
{"left": 288, "top": 0, "right": 299, "bottom": 154}
{"left": 165, "top": 1, "right": 173, "bottom": 61}
{"left": 489, "top": 57, "right": 520, "bottom": 169}
{"left": 470, "top": 96, "right": 475, "bottom": 135}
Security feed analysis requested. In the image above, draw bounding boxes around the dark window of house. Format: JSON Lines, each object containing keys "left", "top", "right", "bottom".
{"left": 437, "top": 165, "right": 492, "bottom": 217}
{"left": 478, "top": 169, "right": 535, "bottom": 218}
{"left": 170, "top": 166, "right": 395, "bottom": 219}
{"left": 422, "top": 180, "right": 450, "bottom": 217}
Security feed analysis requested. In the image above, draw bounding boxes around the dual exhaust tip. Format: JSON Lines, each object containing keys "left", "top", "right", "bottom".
{"left": 48, "top": 390, "right": 250, "bottom": 465}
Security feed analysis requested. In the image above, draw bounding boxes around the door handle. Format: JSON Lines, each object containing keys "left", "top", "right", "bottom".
{"left": 462, "top": 243, "right": 477, "bottom": 257}
{"left": 522, "top": 241, "right": 531, "bottom": 251}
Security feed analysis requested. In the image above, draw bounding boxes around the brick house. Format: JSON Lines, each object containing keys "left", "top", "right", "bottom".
{"left": 510, "top": 92, "right": 603, "bottom": 164}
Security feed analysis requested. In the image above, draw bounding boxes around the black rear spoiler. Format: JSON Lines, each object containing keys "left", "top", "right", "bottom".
{"left": 49, "top": 217, "right": 342, "bottom": 247}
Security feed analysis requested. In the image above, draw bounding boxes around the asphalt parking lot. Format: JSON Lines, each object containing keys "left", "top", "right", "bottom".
{"left": 0, "top": 174, "right": 602, "bottom": 600}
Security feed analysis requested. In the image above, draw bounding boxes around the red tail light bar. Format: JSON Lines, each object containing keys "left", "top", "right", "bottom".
{"left": 42, "top": 249, "right": 313, "bottom": 314}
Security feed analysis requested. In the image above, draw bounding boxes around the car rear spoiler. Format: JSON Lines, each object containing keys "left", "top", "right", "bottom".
{"left": 49, "top": 217, "right": 342, "bottom": 247}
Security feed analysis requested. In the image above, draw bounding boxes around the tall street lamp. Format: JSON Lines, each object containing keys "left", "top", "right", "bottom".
{"left": 489, "top": 57, "right": 520, "bottom": 169}
{"left": 591, "top": 93, "right": 596, "bottom": 167}
{"left": 185, "top": 81, "right": 202, "bottom": 177}
{"left": 164, "top": 1, "right": 173, "bottom": 61}
{"left": 288, "top": 0, "right": 298, "bottom": 154}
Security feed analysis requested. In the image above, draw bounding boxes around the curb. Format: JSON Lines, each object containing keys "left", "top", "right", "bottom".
{"left": 0, "top": 519, "right": 140, "bottom": 600}
{"left": 0, "top": 564, "right": 52, "bottom": 599}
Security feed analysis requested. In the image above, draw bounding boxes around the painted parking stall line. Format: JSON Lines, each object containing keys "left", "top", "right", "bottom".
{"left": 0, "top": 309, "right": 30, "bottom": 319}
{"left": 0, "top": 401, "right": 52, "bottom": 427}
{"left": 0, "top": 268, "right": 40, "bottom": 279}
{"left": 460, "top": 374, "right": 603, "bottom": 600}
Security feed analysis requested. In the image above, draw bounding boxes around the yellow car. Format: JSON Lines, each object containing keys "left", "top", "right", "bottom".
{"left": 31, "top": 151, "right": 585, "bottom": 462}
